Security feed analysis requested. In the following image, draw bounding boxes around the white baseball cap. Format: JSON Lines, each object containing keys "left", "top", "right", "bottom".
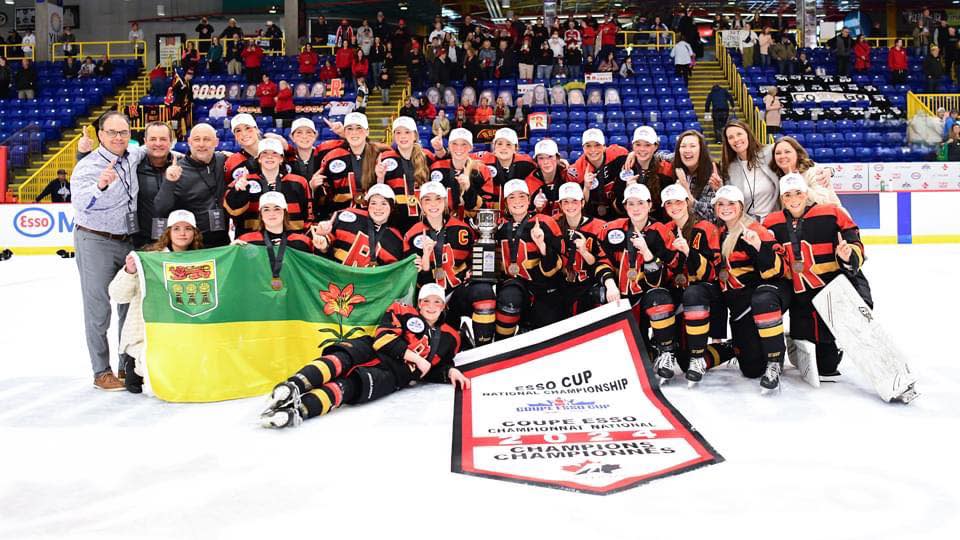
{"left": 534, "top": 139, "right": 559, "bottom": 158}
{"left": 259, "top": 191, "right": 288, "bottom": 210}
{"left": 392, "top": 116, "right": 417, "bottom": 132}
{"left": 290, "top": 118, "right": 317, "bottom": 134}
{"left": 623, "top": 183, "right": 652, "bottom": 202}
{"left": 166, "top": 209, "right": 197, "bottom": 228}
{"left": 660, "top": 184, "right": 689, "bottom": 205}
{"left": 493, "top": 127, "right": 518, "bottom": 146}
{"left": 448, "top": 128, "right": 473, "bottom": 146}
{"left": 365, "top": 183, "right": 396, "bottom": 201}
{"left": 711, "top": 184, "right": 745, "bottom": 205}
{"left": 558, "top": 182, "right": 584, "bottom": 201}
{"left": 418, "top": 181, "right": 447, "bottom": 199}
{"left": 231, "top": 113, "right": 258, "bottom": 131}
{"left": 632, "top": 126, "right": 659, "bottom": 145}
{"left": 503, "top": 178, "right": 530, "bottom": 198}
{"left": 257, "top": 138, "right": 284, "bottom": 157}
{"left": 582, "top": 128, "right": 605, "bottom": 147}
{"left": 344, "top": 112, "right": 369, "bottom": 130}
{"left": 418, "top": 282, "right": 447, "bottom": 303}
{"left": 779, "top": 173, "right": 808, "bottom": 194}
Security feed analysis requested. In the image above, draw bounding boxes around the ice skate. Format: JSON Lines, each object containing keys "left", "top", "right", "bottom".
{"left": 654, "top": 350, "right": 678, "bottom": 385}
{"left": 260, "top": 406, "right": 303, "bottom": 429}
{"left": 686, "top": 356, "right": 707, "bottom": 387}
{"left": 894, "top": 384, "right": 919, "bottom": 404}
{"left": 262, "top": 381, "right": 301, "bottom": 415}
{"left": 760, "top": 361, "right": 782, "bottom": 393}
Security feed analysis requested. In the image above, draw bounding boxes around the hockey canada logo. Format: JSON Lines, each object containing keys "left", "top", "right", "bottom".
{"left": 562, "top": 460, "right": 621, "bottom": 475}
{"left": 516, "top": 397, "right": 610, "bottom": 413}
{"left": 163, "top": 260, "right": 218, "bottom": 317}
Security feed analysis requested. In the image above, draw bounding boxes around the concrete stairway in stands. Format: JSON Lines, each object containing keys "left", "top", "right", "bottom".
{"left": 687, "top": 60, "right": 749, "bottom": 161}
{"left": 366, "top": 65, "right": 408, "bottom": 143}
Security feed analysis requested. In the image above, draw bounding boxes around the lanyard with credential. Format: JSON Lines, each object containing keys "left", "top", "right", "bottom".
{"left": 98, "top": 149, "right": 134, "bottom": 212}
{"left": 264, "top": 230, "right": 288, "bottom": 290}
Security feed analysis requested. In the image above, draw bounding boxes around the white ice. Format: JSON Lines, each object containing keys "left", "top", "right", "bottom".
{"left": 1, "top": 245, "right": 958, "bottom": 540}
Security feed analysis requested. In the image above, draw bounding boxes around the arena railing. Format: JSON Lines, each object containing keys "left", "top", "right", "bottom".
{"left": 818, "top": 37, "right": 913, "bottom": 48}
{"left": 50, "top": 40, "right": 147, "bottom": 66}
{"left": 180, "top": 37, "right": 306, "bottom": 60}
{"left": 617, "top": 31, "right": 676, "bottom": 50}
{"left": 0, "top": 43, "right": 35, "bottom": 61}
{"left": 17, "top": 131, "right": 85, "bottom": 202}
{"left": 908, "top": 92, "right": 960, "bottom": 119}
{"left": 385, "top": 80, "right": 412, "bottom": 145}
{"left": 715, "top": 37, "right": 772, "bottom": 144}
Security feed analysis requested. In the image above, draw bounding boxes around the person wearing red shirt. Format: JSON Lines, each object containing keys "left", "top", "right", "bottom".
{"left": 298, "top": 44, "right": 320, "bottom": 82}
{"left": 887, "top": 38, "right": 909, "bottom": 84}
{"left": 598, "top": 15, "right": 619, "bottom": 64}
{"left": 335, "top": 45, "right": 354, "bottom": 83}
{"left": 853, "top": 35, "right": 871, "bottom": 72}
{"left": 319, "top": 59, "right": 338, "bottom": 82}
{"left": 580, "top": 19, "right": 597, "bottom": 63}
{"left": 351, "top": 49, "right": 369, "bottom": 88}
{"left": 257, "top": 73, "right": 278, "bottom": 116}
{"left": 241, "top": 40, "right": 265, "bottom": 84}
{"left": 274, "top": 80, "right": 295, "bottom": 126}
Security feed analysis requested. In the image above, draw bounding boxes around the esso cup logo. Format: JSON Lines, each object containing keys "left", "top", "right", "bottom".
{"left": 14, "top": 207, "right": 55, "bottom": 238}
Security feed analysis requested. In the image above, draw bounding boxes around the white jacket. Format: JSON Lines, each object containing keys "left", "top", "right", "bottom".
{"left": 108, "top": 256, "right": 146, "bottom": 374}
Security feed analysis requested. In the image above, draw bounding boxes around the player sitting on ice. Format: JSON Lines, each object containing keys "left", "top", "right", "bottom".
{"left": 260, "top": 284, "right": 470, "bottom": 428}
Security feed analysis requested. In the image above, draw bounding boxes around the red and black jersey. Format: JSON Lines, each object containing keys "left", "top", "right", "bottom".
{"left": 378, "top": 148, "right": 437, "bottom": 230}
{"left": 473, "top": 151, "right": 538, "bottom": 210}
{"left": 615, "top": 157, "right": 675, "bottom": 221}
{"left": 571, "top": 145, "right": 629, "bottom": 218}
{"left": 600, "top": 218, "right": 679, "bottom": 297}
{"left": 223, "top": 168, "right": 311, "bottom": 237}
{"left": 320, "top": 207, "right": 404, "bottom": 267}
{"left": 237, "top": 229, "right": 314, "bottom": 253}
{"left": 762, "top": 204, "right": 864, "bottom": 295}
{"left": 494, "top": 213, "right": 565, "bottom": 285}
{"left": 527, "top": 165, "right": 576, "bottom": 218}
{"left": 429, "top": 158, "right": 489, "bottom": 219}
{"left": 664, "top": 219, "right": 722, "bottom": 288}
{"left": 403, "top": 218, "right": 474, "bottom": 289}
{"left": 555, "top": 215, "right": 615, "bottom": 286}
{"left": 318, "top": 143, "right": 378, "bottom": 214}
{"left": 716, "top": 221, "right": 788, "bottom": 292}
{"left": 224, "top": 148, "right": 259, "bottom": 183}
{"left": 287, "top": 139, "right": 344, "bottom": 221}
{"left": 372, "top": 301, "right": 461, "bottom": 385}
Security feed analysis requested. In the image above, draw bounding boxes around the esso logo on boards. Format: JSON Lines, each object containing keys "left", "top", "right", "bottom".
{"left": 14, "top": 207, "right": 55, "bottom": 237}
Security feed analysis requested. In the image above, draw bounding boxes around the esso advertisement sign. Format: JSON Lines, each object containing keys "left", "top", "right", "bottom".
{"left": 1, "top": 204, "right": 75, "bottom": 251}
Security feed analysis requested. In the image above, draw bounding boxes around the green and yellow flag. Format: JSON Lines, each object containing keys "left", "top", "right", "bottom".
{"left": 137, "top": 246, "right": 417, "bottom": 403}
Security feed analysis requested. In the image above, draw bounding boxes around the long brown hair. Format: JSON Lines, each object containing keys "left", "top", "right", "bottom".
{"left": 254, "top": 209, "right": 293, "bottom": 232}
{"left": 673, "top": 130, "right": 712, "bottom": 198}
{"left": 720, "top": 120, "right": 762, "bottom": 179}
{"left": 147, "top": 224, "right": 204, "bottom": 252}
{"left": 409, "top": 142, "right": 430, "bottom": 188}
{"left": 769, "top": 136, "right": 816, "bottom": 177}
{"left": 359, "top": 139, "right": 383, "bottom": 191}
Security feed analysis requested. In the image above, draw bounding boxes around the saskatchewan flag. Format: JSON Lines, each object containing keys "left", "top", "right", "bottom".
{"left": 137, "top": 245, "right": 418, "bottom": 403}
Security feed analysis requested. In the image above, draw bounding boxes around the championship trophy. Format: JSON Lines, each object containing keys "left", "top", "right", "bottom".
{"left": 471, "top": 209, "right": 498, "bottom": 283}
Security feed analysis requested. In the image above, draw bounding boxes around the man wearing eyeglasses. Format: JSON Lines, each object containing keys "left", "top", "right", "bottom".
{"left": 71, "top": 111, "right": 148, "bottom": 391}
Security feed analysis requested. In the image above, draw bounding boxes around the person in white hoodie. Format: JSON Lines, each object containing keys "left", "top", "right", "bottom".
{"left": 108, "top": 210, "right": 204, "bottom": 393}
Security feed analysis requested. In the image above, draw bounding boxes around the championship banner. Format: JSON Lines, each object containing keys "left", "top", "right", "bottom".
{"left": 137, "top": 247, "right": 417, "bottom": 403}
{"left": 584, "top": 72, "right": 613, "bottom": 84}
{"left": 452, "top": 302, "right": 723, "bottom": 495}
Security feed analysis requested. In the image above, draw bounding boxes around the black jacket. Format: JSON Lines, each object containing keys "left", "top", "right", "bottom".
{"left": 924, "top": 54, "right": 945, "bottom": 79}
{"left": 14, "top": 65, "right": 36, "bottom": 91}
{"left": 36, "top": 179, "right": 71, "bottom": 203}
{"left": 134, "top": 154, "right": 174, "bottom": 248}
{"left": 154, "top": 152, "right": 230, "bottom": 247}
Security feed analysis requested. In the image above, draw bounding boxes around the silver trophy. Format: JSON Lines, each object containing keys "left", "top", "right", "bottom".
{"left": 471, "top": 209, "right": 498, "bottom": 283}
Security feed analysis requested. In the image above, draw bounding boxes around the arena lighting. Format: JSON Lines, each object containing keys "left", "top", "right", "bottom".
{"left": 4, "top": 0, "right": 14, "bottom": 5}
{"left": 268, "top": 5, "right": 278, "bottom": 14}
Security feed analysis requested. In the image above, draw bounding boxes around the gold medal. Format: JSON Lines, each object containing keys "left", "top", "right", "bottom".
{"left": 508, "top": 263, "right": 520, "bottom": 276}
{"left": 719, "top": 270, "right": 729, "bottom": 281}
{"left": 433, "top": 268, "right": 445, "bottom": 281}
{"left": 627, "top": 269, "right": 639, "bottom": 280}
{"left": 792, "top": 260, "right": 805, "bottom": 273}
{"left": 270, "top": 277, "right": 283, "bottom": 291}
{"left": 564, "top": 268, "right": 576, "bottom": 283}
{"left": 674, "top": 275, "right": 688, "bottom": 288}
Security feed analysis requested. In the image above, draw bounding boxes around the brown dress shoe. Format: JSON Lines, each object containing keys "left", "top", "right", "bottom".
{"left": 118, "top": 369, "right": 126, "bottom": 381}
{"left": 94, "top": 372, "right": 125, "bottom": 391}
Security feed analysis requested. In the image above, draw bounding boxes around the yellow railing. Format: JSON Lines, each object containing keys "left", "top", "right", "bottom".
{"left": 116, "top": 74, "right": 155, "bottom": 132}
{"left": 17, "top": 132, "right": 86, "bottom": 202}
{"left": 907, "top": 92, "right": 960, "bottom": 119}
{"left": 181, "top": 37, "right": 292, "bottom": 61}
{"left": 818, "top": 36, "right": 913, "bottom": 48}
{"left": 716, "top": 38, "right": 772, "bottom": 144}
{"left": 51, "top": 40, "right": 147, "bottom": 66}
{"left": 0, "top": 43, "right": 34, "bottom": 61}
{"left": 385, "top": 80, "right": 411, "bottom": 145}
{"left": 618, "top": 31, "right": 676, "bottom": 50}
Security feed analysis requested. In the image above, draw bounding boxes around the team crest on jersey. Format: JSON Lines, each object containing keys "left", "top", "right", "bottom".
{"left": 232, "top": 167, "right": 249, "bottom": 180}
{"left": 406, "top": 317, "right": 425, "bottom": 333}
{"left": 338, "top": 210, "right": 357, "bottom": 223}
{"left": 163, "top": 260, "right": 218, "bottom": 317}
{"left": 413, "top": 234, "right": 427, "bottom": 249}
{"left": 619, "top": 169, "right": 635, "bottom": 181}
{"left": 487, "top": 165, "right": 498, "bottom": 178}
{"left": 589, "top": 177, "right": 600, "bottom": 190}
{"left": 568, "top": 167, "right": 578, "bottom": 178}
{"left": 607, "top": 229, "right": 626, "bottom": 244}
{"left": 329, "top": 159, "right": 347, "bottom": 174}
{"left": 430, "top": 170, "right": 444, "bottom": 183}
{"left": 247, "top": 182, "right": 262, "bottom": 194}
{"left": 383, "top": 158, "right": 399, "bottom": 172}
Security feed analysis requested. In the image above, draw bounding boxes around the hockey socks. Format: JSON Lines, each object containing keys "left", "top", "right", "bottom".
{"left": 289, "top": 353, "right": 348, "bottom": 392}
{"left": 301, "top": 377, "right": 360, "bottom": 419}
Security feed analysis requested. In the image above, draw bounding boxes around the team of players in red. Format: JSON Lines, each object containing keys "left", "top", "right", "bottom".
{"left": 235, "top": 111, "right": 868, "bottom": 428}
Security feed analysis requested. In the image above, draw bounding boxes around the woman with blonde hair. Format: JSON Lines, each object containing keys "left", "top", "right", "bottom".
{"left": 108, "top": 210, "right": 204, "bottom": 393}
{"left": 769, "top": 136, "right": 840, "bottom": 206}
{"left": 376, "top": 116, "right": 444, "bottom": 230}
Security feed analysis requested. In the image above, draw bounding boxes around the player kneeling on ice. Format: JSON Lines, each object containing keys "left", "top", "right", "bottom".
{"left": 261, "top": 284, "right": 469, "bottom": 428}
{"left": 714, "top": 185, "right": 791, "bottom": 392}
{"left": 761, "top": 173, "right": 871, "bottom": 378}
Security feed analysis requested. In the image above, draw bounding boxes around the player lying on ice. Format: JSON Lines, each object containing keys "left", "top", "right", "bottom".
{"left": 260, "top": 283, "right": 471, "bottom": 428}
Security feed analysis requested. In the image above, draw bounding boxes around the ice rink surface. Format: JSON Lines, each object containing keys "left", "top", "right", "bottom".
{"left": 1, "top": 245, "right": 958, "bottom": 540}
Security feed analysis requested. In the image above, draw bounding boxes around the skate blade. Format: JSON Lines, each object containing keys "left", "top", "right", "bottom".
{"left": 658, "top": 376, "right": 672, "bottom": 387}
{"left": 760, "top": 384, "right": 782, "bottom": 396}
{"left": 260, "top": 411, "right": 291, "bottom": 429}
{"left": 895, "top": 386, "right": 920, "bottom": 404}
{"left": 687, "top": 380, "right": 699, "bottom": 389}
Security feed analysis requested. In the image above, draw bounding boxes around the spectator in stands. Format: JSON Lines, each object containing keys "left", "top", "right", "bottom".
{"left": 944, "top": 110, "right": 958, "bottom": 140}
{"left": 335, "top": 19, "right": 355, "bottom": 48}
{"left": 352, "top": 48, "right": 370, "bottom": 88}
{"left": 797, "top": 51, "right": 813, "bottom": 75}
{"left": 220, "top": 18, "right": 244, "bottom": 69}
{"left": 912, "top": 21, "right": 931, "bottom": 60}
{"left": 129, "top": 22, "right": 144, "bottom": 55}
{"left": 408, "top": 42, "right": 426, "bottom": 89}
{"left": 565, "top": 43, "right": 583, "bottom": 80}
{"left": 925, "top": 45, "right": 945, "bottom": 92}
{"left": 335, "top": 44, "right": 354, "bottom": 83}
{"left": 418, "top": 96, "right": 437, "bottom": 123}
{"left": 493, "top": 96, "right": 509, "bottom": 124}
{"left": 6, "top": 29, "right": 20, "bottom": 47}
{"left": 597, "top": 51, "right": 618, "bottom": 73}
{"left": 651, "top": 16, "right": 671, "bottom": 47}
{"left": 511, "top": 96, "right": 529, "bottom": 130}
{"left": 564, "top": 19, "right": 581, "bottom": 48}
{"left": 671, "top": 36, "right": 695, "bottom": 81}
{"left": 474, "top": 96, "right": 493, "bottom": 124}
{"left": 478, "top": 38, "right": 497, "bottom": 80}
{"left": 770, "top": 34, "right": 796, "bottom": 75}
{"left": 148, "top": 63, "right": 167, "bottom": 96}
{"left": 15, "top": 58, "right": 36, "bottom": 100}
{"left": 833, "top": 27, "right": 853, "bottom": 77}
{"left": 265, "top": 21, "right": 284, "bottom": 54}
{"left": 598, "top": 14, "right": 619, "bottom": 64}
{"left": 314, "top": 16, "right": 331, "bottom": 46}
{"left": 21, "top": 30, "right": 35, "bottom": 58}
{"left": 196, "top": 17, "right": 214, "bottom": 54}
{"left": 60, "top": 56, "right": 78, "bottom": 80}
{"left": 206, "top": 37, "right": 224, "bottom": 74}
{"left": 581, "top": 18, "right": 597, "bottom": 62}
{"left": 181, "top": 41, "right": 200, "bottom": 72}
{"left": 399, "top": 96, "right": 418, "bottom": 119}
{"left": 943, "top": 123, "right": 960, "bottom": 161}
{"left": 242, "top": 39, "right": 265, "bottom": 84}
{"left": 36, "top": 169, "right": 71, "bottom": 203}
{"left": 432, "top": 110, "right": 451, "bottom": 137}
{"left": 517, "top": 41, "right": 535, "bottom": 80}
{"left": 619, "top": 57, "right": 635, "bottom": 78}
{"left": 943, "top": 27, "right": 960, "bottom": 81}
{"left": 739, "top": 23, "right": 758, "bottom": 68}
{"left": 758, "top": 27, "right": 773, "bottom": 68}
{"left": 764, "top": 86, "right": 782, "bottom": 135}
{"left": 392, "top": 19, "right": 411, "bottom": 63}
{"left": 297, "top": 43, "right": 319, "bottom": 82}
{"left": 533, "top": 41, "right": 552, "bottom": 80}
{"left": 272, "top": 80, "right": 295, "bottom": 127}
{"left": 887, "top": 38, "right": 908, "bottom": 84}
{"left": 257, "top": 73, "right": 278, "bottom": 117}
{"left": 373, "top": 12, "right": 390, "bottom": 42}
{"left": 677, "top": 8, "right": 702, "bottom": 58}
{"left": 548, "top": 30, "right": 565, "bottom": 60}
{"left": 704, "top": 83, "right": 734, "bottom": 143}
{"left": 319, "top": 58, "right": 337, "bottom": 82}
{"left": 95, "top": 55, "right": 113, "bottom": 78}
{"left": 369, "top": 37, "right": 386, "bottom": 87}
{"left": 853, "top": 35, "right": 871, "bottom": 73}
{"left": 0, "top": 57, "right": 11, "bottom": 97}
{"left": 62, "top": 27, "right": 78, "bottom": 57}
{"left": 79, "top": 56, "right": 96, "bottom": 78}
{"left": 355, "top": 78, "right": 368, "bottom": 114}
